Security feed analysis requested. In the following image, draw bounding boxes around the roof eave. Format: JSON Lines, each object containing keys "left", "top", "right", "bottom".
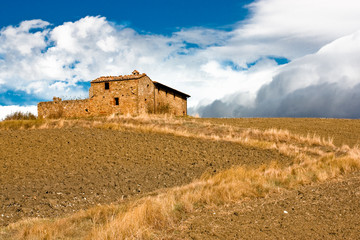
{"left": 153, "top": 81, "right": 190, "bottom": 98}
{"left": 91, "top": 73, "right": 147, "bottom": 83}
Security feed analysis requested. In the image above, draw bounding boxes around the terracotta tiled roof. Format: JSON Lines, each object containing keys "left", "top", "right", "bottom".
{"left": 91, "top": 70, "right": 146, "bottom": 83}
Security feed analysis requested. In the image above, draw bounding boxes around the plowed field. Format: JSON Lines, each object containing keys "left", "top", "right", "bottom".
{"left": 0, "top": 128, "right": 291, "bottom": 227}
{"left": 1, "top": 117, "right": 360, "bottom": 239}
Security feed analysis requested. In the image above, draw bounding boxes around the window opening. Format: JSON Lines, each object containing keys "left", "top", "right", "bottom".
{"left": 115, "top": 97, "right": 119, "bottom": 105}
{"left": 105, "top": 82, "right": 109, "bottom": 90}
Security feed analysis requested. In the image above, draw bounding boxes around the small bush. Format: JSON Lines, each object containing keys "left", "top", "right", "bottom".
{"left": 157, "top": 104, "right": 170, "bottom": 114}
{"left": 4, "top": 111, "right": 37, "bottom": 120}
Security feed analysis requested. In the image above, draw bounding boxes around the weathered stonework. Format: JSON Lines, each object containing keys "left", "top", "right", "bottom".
{"left": 38, "top": 70, "right": 190, "bottom": 118}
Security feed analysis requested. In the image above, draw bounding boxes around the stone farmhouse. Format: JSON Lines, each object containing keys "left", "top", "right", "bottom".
{"left": 38, "top": 70, "right": 190, "bottom": 118}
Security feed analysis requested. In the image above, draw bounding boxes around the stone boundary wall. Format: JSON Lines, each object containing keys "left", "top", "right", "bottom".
{"left": 38, "top": 98, "right": 90, "bottom": 118}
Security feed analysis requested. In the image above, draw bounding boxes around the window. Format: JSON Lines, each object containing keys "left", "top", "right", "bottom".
{"left": 105, "top": 82, "right": 109, "bottom": 90}
{"left": 115, "top": 97, "right": 119, "bottom": 105}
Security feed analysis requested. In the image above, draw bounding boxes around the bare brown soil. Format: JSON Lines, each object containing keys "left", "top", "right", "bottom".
{"left": 168, "top": 172, "right": 360, "bottom": 239}
{"left": 0, "top": 128, "right": 290, "bottom": 227}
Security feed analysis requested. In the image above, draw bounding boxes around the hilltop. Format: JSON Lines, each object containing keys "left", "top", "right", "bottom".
{"left": 1, "top": 115, "right": 360, "bottom": 239}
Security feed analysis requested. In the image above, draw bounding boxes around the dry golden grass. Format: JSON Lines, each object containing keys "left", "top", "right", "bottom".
{"left": 1, "top": 114, "right": 360, "bottom": 239}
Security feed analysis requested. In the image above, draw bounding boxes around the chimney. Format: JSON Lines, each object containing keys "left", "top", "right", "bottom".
{"left": 132, "top": 70, "right": 140, "bottom": 76}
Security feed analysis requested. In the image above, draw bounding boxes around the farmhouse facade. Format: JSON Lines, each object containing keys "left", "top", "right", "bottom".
{"left": 38, "top": 70, "right": 190, "bottom": 118}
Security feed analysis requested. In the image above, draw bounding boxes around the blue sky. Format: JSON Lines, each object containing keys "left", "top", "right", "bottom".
{"left": 1, "top": 0, "right": 360, "bottom": 119}
{"left": 0, "top": 0, "right": 252, "bottom": 34}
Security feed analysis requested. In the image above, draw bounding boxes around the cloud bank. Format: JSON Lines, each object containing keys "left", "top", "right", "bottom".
{"left": 193, "top": 30, "right": 360, "bottom": 118}
{"left": 1, "top": 0, "right": 360, "bottom": 118}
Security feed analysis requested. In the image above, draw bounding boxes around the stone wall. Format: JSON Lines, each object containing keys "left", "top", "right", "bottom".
{"left": 38, "top": 98, "right": 90, "bottom": 118}
{"left": 89, "top": 79, "right": 139, "bottom": 115}
{"left": 154, "top": 87, "right": 187, "bottom": 115}
{"left": 137, "top": 76, "right": 156, "bottom": 114}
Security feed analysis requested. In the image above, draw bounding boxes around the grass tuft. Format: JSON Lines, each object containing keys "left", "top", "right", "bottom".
{"left": 4, "top": 111, "right": 37, "bottom": 121}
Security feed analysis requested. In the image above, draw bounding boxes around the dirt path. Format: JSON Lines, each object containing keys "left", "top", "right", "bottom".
{"left": 169, "top": 173, "right": 360, "bottom": 239}
{"left": 0, "top": 128, "right": 291, "bottom": 226}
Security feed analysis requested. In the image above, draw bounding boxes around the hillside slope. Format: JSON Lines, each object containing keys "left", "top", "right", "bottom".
{"left": 1, "top": 116, "right": 359, "bottom": 239}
